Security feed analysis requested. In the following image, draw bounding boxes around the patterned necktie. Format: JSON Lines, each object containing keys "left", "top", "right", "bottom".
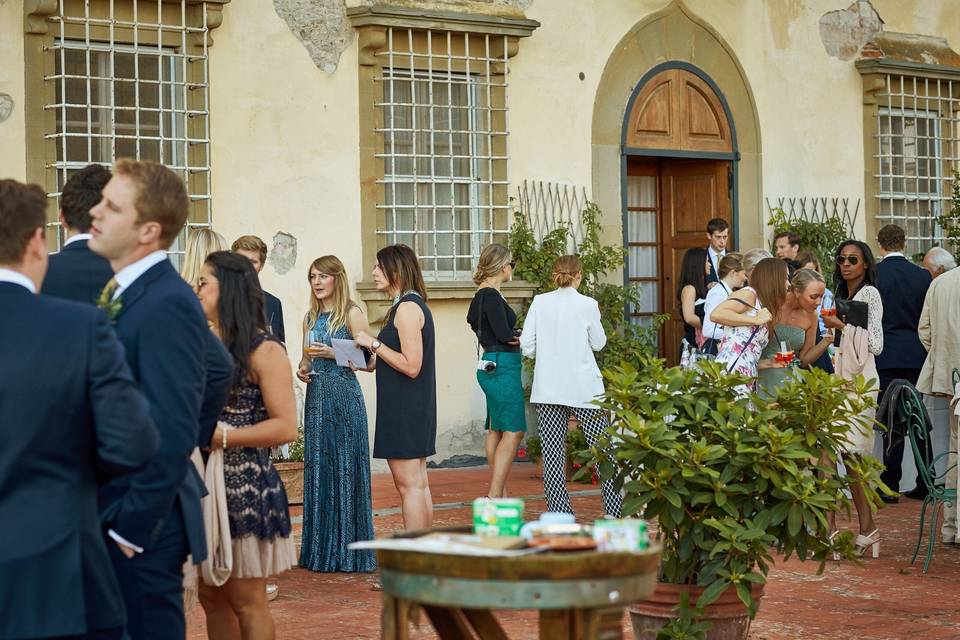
{"left": 101, "top": 276, "right": 119, "bottom": 302}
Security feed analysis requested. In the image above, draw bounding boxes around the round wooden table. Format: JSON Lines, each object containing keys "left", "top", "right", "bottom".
{"left": 376, "top": 542, "right": 661, "bottom": 640}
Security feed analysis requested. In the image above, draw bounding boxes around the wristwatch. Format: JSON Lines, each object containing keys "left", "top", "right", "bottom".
{"left": 371, "top": 339, "right": 382, "bottom": 353}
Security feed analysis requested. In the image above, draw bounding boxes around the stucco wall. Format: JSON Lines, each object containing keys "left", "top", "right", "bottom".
{"left": 0, "top": 0, "right": 27, "bottom": 182}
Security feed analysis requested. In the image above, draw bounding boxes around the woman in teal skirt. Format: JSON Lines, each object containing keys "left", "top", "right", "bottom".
{"left": 467, "top": 244, "right": 527, "bottom": 499}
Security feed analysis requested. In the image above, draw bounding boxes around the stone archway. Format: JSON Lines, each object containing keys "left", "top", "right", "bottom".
{"left": 591, "top": 0, "right": 762, "bottom": 249}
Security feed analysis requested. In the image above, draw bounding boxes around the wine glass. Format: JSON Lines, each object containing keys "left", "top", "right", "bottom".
{"left": 302, "top": 327, "right": 324, "bottom": 376}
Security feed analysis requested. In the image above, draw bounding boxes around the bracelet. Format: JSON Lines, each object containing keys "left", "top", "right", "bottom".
{"left": 222, "top": 428, "right": 228, "bottom": 449}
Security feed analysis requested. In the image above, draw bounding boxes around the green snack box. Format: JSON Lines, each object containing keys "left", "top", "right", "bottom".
{"left": 593, "top": 518, "right": 649, "bottom": 551}
{"left": 473, "top": 498, "right": 524, "bottom": 537}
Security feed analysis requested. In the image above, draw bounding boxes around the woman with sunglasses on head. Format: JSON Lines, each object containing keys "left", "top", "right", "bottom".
{"left": 822, "top": 240, "right": 883, "bottom": 557}
{"left": 354, "top": 245, "right": 436, "bottom": 531}
{"left": 467, "top": 244, "right": 526, "bottom": 500}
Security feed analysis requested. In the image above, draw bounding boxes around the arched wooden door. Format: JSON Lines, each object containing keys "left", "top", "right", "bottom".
{"left": 623, "top": 67, "right": 734, "bottom": 364}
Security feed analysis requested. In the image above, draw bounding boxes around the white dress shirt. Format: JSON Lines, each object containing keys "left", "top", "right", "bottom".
{"left": 701, "top": 280, "right": 732, "bottom": 340}
{"left": 0, "top": 268, "right": 37, "bottom": 293}
{"left": 520, "top": 287, "right": 607, "bottom": 408}
{"left": 112, "top": 250, "right": 168, "bottom": 300}
{"left": 63, "top": 232, "right": 92, "bottom": 247}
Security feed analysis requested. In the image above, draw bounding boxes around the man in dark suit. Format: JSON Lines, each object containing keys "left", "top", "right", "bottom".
{"left": 41, "top": 164, "right": 115, "bottom": 304}
{"left": 705, "top": 217, "right": 728, "bottom": 287}
{"left": 875, "top": 223, "right": 933, "bottom": 501}
{"left": 232, "top": 234, "right": 285, "bottom": 342}
{"left": 0, "top": 179, "right": 158, "bottom": 640}
{"left": 88, "top": 159, "right": 211, "bottom": 640}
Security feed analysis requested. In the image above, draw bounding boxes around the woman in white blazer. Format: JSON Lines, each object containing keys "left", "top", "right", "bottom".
{"left": 519, "top": 255, "right": 622, "bottom": 517}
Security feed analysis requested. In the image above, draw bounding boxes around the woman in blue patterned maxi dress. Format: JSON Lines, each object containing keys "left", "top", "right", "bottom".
{"left": 296, "top": 256, "right": 376, "bottom": 572}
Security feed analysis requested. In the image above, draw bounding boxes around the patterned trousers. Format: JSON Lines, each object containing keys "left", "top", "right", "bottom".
{"left": 536, "top": 404, "right": 622, "bottom": 518}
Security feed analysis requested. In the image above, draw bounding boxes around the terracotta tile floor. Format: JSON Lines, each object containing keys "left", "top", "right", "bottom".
{"left": 187, "top": 464, "right": 960, "bottom": 639}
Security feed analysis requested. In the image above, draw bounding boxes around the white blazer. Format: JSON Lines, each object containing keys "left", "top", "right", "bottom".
{"left": 520, "top": 287, "right": 607, "bottom": 408}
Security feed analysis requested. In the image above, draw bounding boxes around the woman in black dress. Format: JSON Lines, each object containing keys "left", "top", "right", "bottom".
{"left": 355, "top": 244, "right": 436, "bottom": 531}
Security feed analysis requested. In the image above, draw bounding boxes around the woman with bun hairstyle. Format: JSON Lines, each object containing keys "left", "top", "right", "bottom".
{"left": 467, "top": 244, "right": 526, "bottom": 500}
{"left": 519, "top": 255, "right": 622, "bottom": 518}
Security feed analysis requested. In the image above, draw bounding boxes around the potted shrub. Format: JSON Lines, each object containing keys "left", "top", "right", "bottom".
{"left": 590, "top": 358, "right": 885, "bottom": 639}
{"left": 273, "top": 428, "right": 305, "bottom": 506}
{"left": 522, "top": 434, "right": 543, "bottom": 478}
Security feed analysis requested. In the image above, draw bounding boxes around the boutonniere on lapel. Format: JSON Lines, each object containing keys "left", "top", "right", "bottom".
{"left": 96, "top": 278, "right": 122, "bottom": 321}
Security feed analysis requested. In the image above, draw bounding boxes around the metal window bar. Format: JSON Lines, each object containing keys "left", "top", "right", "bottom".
{"left": 44, "top": 0, "right": 213, "bottom": 268}
{"left": 516, "top": 180, "right": 589, "bottom": 252}
{"left": 374, "top": 28, "right": 510, "bottom": 280}
{"left": 873, "top": 73, "right": 960, "bottom": 256}
{"left": 764, "top": 197, "right": 860, "bottom": 238}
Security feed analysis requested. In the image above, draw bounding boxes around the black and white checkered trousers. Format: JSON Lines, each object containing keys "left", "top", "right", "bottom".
{"left": 536, "top": 403, "right": 622, "bottom": 518}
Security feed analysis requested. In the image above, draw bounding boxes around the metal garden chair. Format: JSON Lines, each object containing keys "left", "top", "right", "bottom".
{"left": 899, "top": 383, "right": 958, "bottom": 572}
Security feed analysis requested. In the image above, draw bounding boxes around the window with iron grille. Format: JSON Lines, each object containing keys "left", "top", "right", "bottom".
{"left": 44, "top": 1, "right": 213, "bottom": 266}
{"left": 376, "top": 28, "right": 510, "bottom": 279}
{"left": 874, "top": 75, "right": 960, "bottom": 256}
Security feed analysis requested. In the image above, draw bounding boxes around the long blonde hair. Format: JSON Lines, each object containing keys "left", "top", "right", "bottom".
{"left": 307, "top": 255, "right": 354, "bottom": 334}
{"left": 180, "top": 227, "right": 228, "bottom": 287}
{"left": 473, "top": 243, "right": 512, "bottom": 286}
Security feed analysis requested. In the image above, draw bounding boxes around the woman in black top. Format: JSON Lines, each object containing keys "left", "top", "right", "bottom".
{"left": 355, "top": 245, "right": 436, "bottom": 531}
{"left": 677, "top": 247, "right": 709, "bottom": 359}
{"left": 467, "top": 244, "right": 526, "bottom": 500}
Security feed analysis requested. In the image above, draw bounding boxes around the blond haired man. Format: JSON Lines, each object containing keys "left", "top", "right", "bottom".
{"left": 232, "top": 234, "right": 285, "bottom": 341}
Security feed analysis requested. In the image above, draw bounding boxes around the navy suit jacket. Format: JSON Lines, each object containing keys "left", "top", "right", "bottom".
{"left": 98, "top": 260, "right": 209, "bottom": 561}
{"left": 876, "top": 255, "right": 932, "bottom": 371}
{"left": 264, "top": 290, "right": 285, "bottom": 343}
{"left": 41, "top": 238, "right": 114, "bottom": 304}
{"left": 199, "top": 333, "right": 233, "bottom": 449}
{"left": 0, "top": 284, "right": 157, "bottom": 638}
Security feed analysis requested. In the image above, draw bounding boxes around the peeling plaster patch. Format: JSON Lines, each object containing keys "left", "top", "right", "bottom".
{"left": 274, "top": 0, "right": 354, "bottom": 74}
{"left": 0, "top": 94, "right": 13, "bottom": 124}
{"left": 270, "top": 232, "right": 298, "bottom": 275}
{"left": 819, "top": 0, "right": 883, "bottom": 61}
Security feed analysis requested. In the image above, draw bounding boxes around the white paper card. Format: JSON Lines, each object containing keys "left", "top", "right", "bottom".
{"left": 331, "top": 338, "right": 367, "bottom": 369}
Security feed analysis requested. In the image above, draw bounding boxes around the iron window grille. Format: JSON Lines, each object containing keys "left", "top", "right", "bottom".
{"left": 44, "top": 0, "right": 214, "bottom": 267}
{"left": 873, "top": 75, "right": 960, "bottom": 256}
{"left": 375, "top": 28, "right": 510, "bottom": 280}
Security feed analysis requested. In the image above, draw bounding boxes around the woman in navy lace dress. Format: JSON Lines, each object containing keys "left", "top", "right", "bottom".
{"left": 295, "top": 255, "right": 376, "bottom": 572}
{"left": 195, "top": 251, "right": 298, "bottom": 638}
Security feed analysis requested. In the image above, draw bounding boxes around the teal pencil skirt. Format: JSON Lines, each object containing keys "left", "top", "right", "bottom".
{"left": 476, "top": 351, "right": 527, "bottom": 432}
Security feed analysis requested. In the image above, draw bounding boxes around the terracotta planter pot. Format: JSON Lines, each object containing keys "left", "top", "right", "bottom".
{"left": 629, "top": 581, "right": 764, "bottom": 640}
{"left": 274, "top": 461, "right": 304, "bottom": 506}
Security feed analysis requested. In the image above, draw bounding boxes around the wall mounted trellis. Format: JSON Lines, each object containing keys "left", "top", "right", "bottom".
{"left": 515, "top": 180, "right": 589, "bottom": 252}
{"left": 764, "top": 197, "right": 860, "bottom": 238}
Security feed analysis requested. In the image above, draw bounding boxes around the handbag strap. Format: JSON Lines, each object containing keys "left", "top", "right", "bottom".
{"left": 726, "top": 325, "right": 761, "bottom": 374}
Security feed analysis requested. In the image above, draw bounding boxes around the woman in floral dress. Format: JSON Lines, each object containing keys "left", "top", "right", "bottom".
{"left": 710, "top": 257, "right": 789, "bottom": 392}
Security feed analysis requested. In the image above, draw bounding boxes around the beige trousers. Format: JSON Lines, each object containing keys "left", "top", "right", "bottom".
{"left": 943, "top": 402, "right": 958, "bottom": 543}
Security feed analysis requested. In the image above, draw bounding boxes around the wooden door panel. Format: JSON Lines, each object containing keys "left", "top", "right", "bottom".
{"left": 659, "top": 160, "right": 731, "bottom": 364}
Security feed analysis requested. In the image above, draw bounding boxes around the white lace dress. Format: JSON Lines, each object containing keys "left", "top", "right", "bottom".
{"left": 837, "top": 285, "right": 883, "bottom": 455}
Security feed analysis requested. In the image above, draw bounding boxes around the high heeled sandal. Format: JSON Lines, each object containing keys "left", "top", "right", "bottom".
{"left": 828, "top": 529, "right": 840, "bottom": 561}
{"left": 854, "top": 528, "right": 880, "bottom": 558}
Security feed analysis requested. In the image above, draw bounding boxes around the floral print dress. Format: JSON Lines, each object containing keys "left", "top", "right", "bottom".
{"left": 715, "top": 286, "right": 769, "bottom": 392}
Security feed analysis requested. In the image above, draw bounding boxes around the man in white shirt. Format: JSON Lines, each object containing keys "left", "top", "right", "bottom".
{"left": 89, "top": 159, "right": 211, "bottom": 640}
{"left": 705, "top": 218, "right": 729, "bottom": 287}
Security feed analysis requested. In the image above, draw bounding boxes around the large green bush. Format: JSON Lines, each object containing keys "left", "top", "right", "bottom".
{"left": 936, "top": 171, "right": 960, "bottom": 257}
{"left": 767, "top": 207, "right": 848, "bottom": 281}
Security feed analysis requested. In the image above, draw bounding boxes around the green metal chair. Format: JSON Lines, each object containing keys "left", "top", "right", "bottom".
{"left": 899, "top": 384, "right": 958, "bottom": 573}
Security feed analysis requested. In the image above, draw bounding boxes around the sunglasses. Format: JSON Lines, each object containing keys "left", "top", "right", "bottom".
{"left": 836, "top": 255, "right": 860, "bottom": 266}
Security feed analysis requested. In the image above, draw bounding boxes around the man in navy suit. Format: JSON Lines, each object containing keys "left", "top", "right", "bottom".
{"left": 705, "top": 218, "right": 728, "bottom": 287}
{"left": 0, "top": 179, "right": 158, "bottom": 639}
{"left": 41, "top": 164, "right": 115, "bottom": 304}
{"left": 875, "top": 224, "right": 933, "bottom": 501}
{"left": 88, "top": 159, "right": 211, "bottom": 640}
{"left": 232, "top": 234, "right": 285, "bottom": 342}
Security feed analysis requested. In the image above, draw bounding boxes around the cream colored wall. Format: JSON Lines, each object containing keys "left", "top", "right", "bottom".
{"left": 0, "top": 0, "right": 26, "bottom": 182}
{"left": 511, "top": 0, "right": 960, "bottom": 246}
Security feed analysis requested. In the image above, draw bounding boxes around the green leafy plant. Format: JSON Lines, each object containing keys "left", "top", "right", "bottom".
{"left": 589, "top": 358, "right": 886, "bottom": 633}
{"left": 273, "top": 428, "right": 304, "bottom": 463}
{"left": 509, "top": 202, "right": 664, "bottom": 371}
{"left": 524, "top": 434, "right": 542, "bottom": 463}
{"left": 937, "top": 170, "right": 960, "bottom": 257}
{"left": 767, "top": 207, "right": 848, "bottom": 281}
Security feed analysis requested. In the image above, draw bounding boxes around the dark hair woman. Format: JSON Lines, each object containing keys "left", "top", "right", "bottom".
{"left": 195, "top": 251, "right": 298, "bottom": 638}
{"left": 822, "top": 240, "right": 884, "bottom": 558}
{"left": 676, "top": 247, "right": 710, "bottom": 358}
{"left": 354, "top": 244, "right": 437, "bottom": 531}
